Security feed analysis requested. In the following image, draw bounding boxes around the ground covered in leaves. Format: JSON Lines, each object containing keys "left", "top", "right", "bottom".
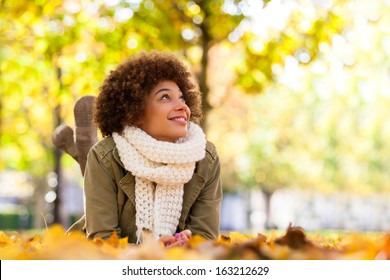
{"left": 1, "top": 225, "right": 389, "bottom": 260}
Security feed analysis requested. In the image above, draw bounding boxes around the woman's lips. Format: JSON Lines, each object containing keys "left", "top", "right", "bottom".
{"left": 170, "top": 116, "right": 187, "bottom": 125}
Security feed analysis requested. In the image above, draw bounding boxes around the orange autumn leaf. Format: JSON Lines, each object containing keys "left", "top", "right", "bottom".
{"left": 188, "top": 234, "right": 207, "bottom": 248}
{"left": 1, "top": 224, "right": 390, "bottom": 260}
{"left": 165, "top": 246, "right": 205, "bottom": 260}
{"left": 24, "top": 236, "right": 43, "bottom": 251}
{"left": 217, "top": 232, "right": 257, "bottom": 247}
{"left": 375, "top": 234, "right": 390, "bottom": 260}
{"left": 0, "top": 231, "right": 13, "bottom": 246}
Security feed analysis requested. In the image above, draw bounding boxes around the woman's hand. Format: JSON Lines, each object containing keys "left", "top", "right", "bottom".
{"left": 159, "top": 229, "right": 192, "bottom": 247}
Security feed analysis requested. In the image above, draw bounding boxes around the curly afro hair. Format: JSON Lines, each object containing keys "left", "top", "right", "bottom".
{"left": 94, "top": 51, "right": 203, "bottom": 137}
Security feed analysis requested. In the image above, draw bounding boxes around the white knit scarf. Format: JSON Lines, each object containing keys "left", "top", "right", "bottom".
{"left": 112, "top": 122, "right": 206, "bottom": 243}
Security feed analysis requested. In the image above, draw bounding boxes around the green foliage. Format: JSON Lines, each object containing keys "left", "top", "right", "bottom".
{"left": 210, "top": 0, "right": 390, "bottom": 195}
{"left": 236, "top": 2, "right": 347, "bottom": 93}
{"left": 4, "top": 0, "right": 381, "bottom": 201}
{"left": 0, "top": 0, "right": 244, "bottom": 177}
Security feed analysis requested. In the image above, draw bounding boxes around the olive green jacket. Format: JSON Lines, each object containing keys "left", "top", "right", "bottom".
{"left": 68, "top": 136, "right": 222, "bottom": 243}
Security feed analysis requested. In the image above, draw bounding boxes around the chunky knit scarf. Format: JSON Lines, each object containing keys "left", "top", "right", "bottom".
{"left": 112, "top": 122, "right": 206, "bottom": 243}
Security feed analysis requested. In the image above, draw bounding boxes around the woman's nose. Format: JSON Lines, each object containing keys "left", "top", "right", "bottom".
{"left": 173, "top": 98, "right": 191, "bottom": 116}
{"left": 174, "top": 98, "right": 188, "bottom": 111}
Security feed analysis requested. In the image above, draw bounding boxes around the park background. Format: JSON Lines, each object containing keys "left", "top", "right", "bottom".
{"left": 0, "top": 0, "right": 389, "bottom": 235}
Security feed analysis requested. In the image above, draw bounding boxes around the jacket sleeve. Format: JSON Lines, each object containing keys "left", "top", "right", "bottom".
{"left": 83, "top": 147, "right": 121, "bottom": 240}
{"left": 186, "top": 144, "right": 223, "bottom": 239}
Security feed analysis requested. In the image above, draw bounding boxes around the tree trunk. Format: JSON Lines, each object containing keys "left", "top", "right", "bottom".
{"left": 52, "top": 66, "right": 64, "bottom": 225}
{"left": 262, "top": 189, "right": 274, "bottom": 229}
{"left": 52, "top": 141, "right": 63, "bottom": 224}
{"left": 0, "top": 68, "right": 2, "bottom": 141}
{"left": 197, "top": 2, "right": 212, "bottom": 132}
{"left": 0, "top": 95, "right": 2, "bottom": 140}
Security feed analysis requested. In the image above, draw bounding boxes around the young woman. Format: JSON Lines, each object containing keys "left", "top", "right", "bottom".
{"left": 73, "top": 51, "right": 222, "bottom": 247}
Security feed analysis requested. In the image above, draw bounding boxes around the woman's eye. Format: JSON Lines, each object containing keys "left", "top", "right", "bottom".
{"left": 180, "top": 95, "right": 186, "bottom": 102}
{"left": 161, "top": 94, "right": 170, "bottom": 100}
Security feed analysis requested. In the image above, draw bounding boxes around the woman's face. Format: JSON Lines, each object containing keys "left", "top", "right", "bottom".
{"left": 139, "top": 80, "right": 191, "bottom": 142}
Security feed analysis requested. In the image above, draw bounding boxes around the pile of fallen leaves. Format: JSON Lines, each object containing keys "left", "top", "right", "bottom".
{"left": 1, "top": 225, "right": 390, "bottom": 260}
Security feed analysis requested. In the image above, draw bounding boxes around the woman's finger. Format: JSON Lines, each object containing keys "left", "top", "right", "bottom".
{"left": 159, "top": 235, "right": 176, "bottom": 247}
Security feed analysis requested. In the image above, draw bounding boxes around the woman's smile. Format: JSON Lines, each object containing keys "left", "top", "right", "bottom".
{"left": 169, "top": 115, "right": 188, "bottom": 125}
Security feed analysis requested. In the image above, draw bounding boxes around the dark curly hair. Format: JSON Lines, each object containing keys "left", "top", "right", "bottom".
{"left": 94, "top": 51, "right": 203, "bottom": 137}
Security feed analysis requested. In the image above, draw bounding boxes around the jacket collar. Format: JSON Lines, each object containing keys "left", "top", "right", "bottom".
{"left": 113, "top": 146, "right": 125, "bottom": 169}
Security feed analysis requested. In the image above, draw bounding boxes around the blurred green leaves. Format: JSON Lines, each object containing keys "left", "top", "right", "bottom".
{"left": 209, "top": 0, "right": 390, "bottom": 196}
{"left": 2, "top": 0, "right": 387, "bottom": 199}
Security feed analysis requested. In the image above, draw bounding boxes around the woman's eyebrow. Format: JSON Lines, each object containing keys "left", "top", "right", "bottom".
{"left": 154, "top": 88, "right": 183, "bottom": 96}
{"left": 154, "top": 88, "right": 170, "bottom": 95}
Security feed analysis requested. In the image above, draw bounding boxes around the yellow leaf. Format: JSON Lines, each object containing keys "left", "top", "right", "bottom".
{"left": 187, "top": 234, "right": 206, "bottom": 248}
{"left": 218, "top": 232, "right": 257, "bottom": 246}
{"left": 0, "top": 231, "right": 13, "bottom": 246}
{"left": 165, "top": 246, "right": 204, "bottom": 260}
